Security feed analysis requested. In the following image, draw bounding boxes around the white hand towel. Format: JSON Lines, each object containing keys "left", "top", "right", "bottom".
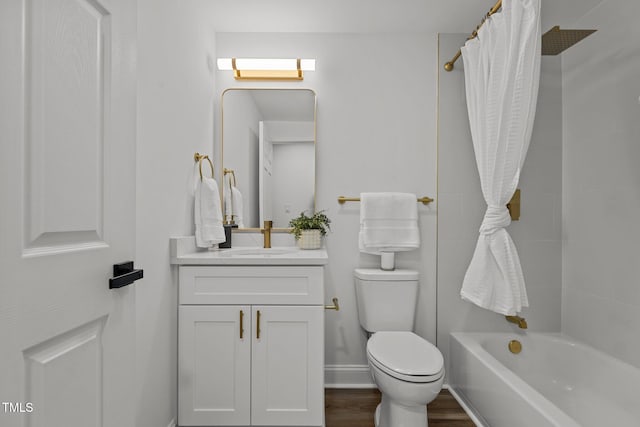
{"left": 224, "top": 179, "right": 233, "bottom": 221}
{"left": 195, "top": 177, "right": 225, "bottom": 248}
{"left": 231, "top": 186, "right": 244, "bottom": 228}
{"left": 359, "top": 192, "right": 420, "bottom": 254}
{"left": 223, "top": 179, "right": 245, "bottom": 228}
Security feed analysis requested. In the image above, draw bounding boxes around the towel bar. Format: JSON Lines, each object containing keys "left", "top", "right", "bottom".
{"left": 337, "top": 196, "right": 434, "bottom": 205}
{"left": 337, "top": 192, "right": 520, "bottom": 220}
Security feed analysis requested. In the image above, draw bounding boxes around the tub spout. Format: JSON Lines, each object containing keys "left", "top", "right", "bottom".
{"left": 505, "top": 315, "right": 528, "bottom": 329}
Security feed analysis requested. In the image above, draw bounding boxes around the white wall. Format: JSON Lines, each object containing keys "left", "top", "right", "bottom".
{"left": 265, "top": 120, "right": 315, "bottom": 226}
{"left": 437, "top": 34, "right": 564, "bottom": 378}
{"left": 562, "top": 0, "right": 640, "bottom": 368}
{"left": 215, "top": 32, "right": 437, "bottom": 386}
{"left": 136, "top": 1, "right": 216, "bottom": 426}
{"left": 266, "top": 120, "right": 315, "bottom": 141}
{"left": 272, "top": 141, "right": 315, "bottom": 226}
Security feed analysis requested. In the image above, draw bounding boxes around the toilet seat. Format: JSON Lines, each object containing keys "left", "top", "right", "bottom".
{"left": 367, "top": 331, "right": 444, "bottom": 384}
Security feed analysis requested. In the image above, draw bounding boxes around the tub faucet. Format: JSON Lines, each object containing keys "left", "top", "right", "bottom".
{"left": 505, "top": 315, "right": 528, "bottom": 329}
{"left": 261, "top": 220, "right": 272, "bottom": 248}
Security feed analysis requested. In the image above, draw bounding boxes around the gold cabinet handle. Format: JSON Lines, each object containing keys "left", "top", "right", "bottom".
{"left": 325, "top": 297, "right": 340, "bottom": 311}
{"left": 256, "top": 310, "right": 261, "bottom": 339}
{"left": 239, "top": 310, "right": 244, "bottom": 339}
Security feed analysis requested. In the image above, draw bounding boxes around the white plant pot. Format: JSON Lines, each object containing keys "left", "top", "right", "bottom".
{"left": 297, "top": 229, "right": 322, "bottom": 250}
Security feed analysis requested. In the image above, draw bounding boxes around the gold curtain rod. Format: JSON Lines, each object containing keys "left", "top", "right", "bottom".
{"left": 337, "top": 196, "right": 434, "bottom": 206}
{"left": 444, "top": 0, "right": 502, "bottom": 72}
{"left": 194, "top": 152, "right": 214, "bottom": 181}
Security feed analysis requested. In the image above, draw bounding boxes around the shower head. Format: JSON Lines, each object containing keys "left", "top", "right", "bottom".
{"left": 542, "top": 26, "right": 597, "bottom": 56}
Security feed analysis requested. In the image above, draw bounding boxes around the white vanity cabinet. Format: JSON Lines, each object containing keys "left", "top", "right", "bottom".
{"left": 178, "top": 265, "right": 325, "bottom": 427}
{"left": 179, "top": 305, "right": 251, "bottom": 426}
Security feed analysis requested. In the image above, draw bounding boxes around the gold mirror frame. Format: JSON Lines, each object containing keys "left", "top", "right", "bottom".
{"left": 221, "top": 88, "right": 317, "bottom": 232}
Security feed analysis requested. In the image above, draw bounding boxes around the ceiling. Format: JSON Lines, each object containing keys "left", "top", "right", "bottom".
{"left": 207, "top": 0, "right": 604, "bottom": 34}
{"left": 214, "top": 0, "right": 604, "bottom": 117}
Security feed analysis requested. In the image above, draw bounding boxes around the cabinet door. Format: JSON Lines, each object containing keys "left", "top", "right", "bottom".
{"left": 251, "top": 306, "right": 324, "bottom": 426}
{"left": 179, "top": 305, "right": 251, "bottom": 426}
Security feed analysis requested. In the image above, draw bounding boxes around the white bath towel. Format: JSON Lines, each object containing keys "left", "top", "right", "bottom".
{"left": 195, "top": 177, "right": 225, "bottom": 248}
{"left": 224, "top": 183, "right": 245, "bottom": 228}
{"left": 359, "top": 192, "right": 420, "bottom": 254}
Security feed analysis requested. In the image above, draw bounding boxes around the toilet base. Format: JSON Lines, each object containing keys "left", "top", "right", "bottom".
{"left": 373, "top": 394, "right": 429, "bottom": 427}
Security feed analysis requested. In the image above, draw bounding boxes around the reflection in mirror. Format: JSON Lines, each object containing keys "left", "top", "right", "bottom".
{"left": 222, "top": 89, "right": 316, "bottom": 229}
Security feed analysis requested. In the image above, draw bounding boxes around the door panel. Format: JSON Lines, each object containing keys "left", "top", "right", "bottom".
{"left": 0, "top": 0, "right": 137, "bottom": 425}
{"left": 23, "top": 317, "right": 106, "bottom": 427}
{"left": 24, "top": 0, "right": 110, "bottom": 255}
{"left": 251, "top": 306, "right": 324, "bottom": 426}
{"left": 179, "top": 306, "right": 251, "bottom": 426}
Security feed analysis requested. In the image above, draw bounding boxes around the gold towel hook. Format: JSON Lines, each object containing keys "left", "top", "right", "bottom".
{"left": 194, "top": 152, "right": 214, "bottom": 181}
{"left": 223, "top": 168, "right": 237, "bottom": 187}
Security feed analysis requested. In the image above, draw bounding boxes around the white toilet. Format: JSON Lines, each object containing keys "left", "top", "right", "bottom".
{"left": 354, "top": 268, "right": 444, "bottom": 427}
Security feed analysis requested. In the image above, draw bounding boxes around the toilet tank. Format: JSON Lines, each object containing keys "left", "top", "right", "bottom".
{"left": 354, "top": 268, "right": 419, "bottom": 332}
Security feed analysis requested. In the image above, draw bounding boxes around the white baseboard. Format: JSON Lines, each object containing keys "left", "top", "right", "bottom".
{"left": 324, "top": 364, "right": 376, "bottom": 388}
{"left": 167, "top": 418, "right": 176, "bottom": 427}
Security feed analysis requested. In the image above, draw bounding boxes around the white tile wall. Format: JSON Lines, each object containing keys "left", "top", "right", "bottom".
{"left": 562, "top": 0, "right": 640, "bottom": 368}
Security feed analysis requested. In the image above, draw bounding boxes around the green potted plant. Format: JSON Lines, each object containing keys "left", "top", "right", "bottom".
{"left": 289, "top": 210, "right": 331, "bottom": 249}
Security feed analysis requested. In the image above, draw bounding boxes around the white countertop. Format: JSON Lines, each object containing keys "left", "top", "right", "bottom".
{"left": 170, "top": 236, "right": 328, "bottom": 266}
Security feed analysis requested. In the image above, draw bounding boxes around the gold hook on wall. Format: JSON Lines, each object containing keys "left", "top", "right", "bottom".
{"left": 223, "top": 168, "right": 237, "bottom": 187}
{"left": 194, "top": 152, "right": 214, "bottom": 181}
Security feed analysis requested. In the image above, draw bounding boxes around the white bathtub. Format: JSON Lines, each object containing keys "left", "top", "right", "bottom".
{"left": 449, "top": 332, "right": 640, "bottom": 427}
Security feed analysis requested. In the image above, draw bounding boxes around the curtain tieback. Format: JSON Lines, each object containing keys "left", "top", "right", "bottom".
{"left": 480, "top": 205, "right": 511, "bottom": 236}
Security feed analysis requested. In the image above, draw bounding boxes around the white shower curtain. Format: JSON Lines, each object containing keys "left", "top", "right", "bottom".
{"left": 460, "top": 0, "right": 541, "bottom": 315}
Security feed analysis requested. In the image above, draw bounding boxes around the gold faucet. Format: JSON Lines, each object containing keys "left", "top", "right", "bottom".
{"left": 505, "top": 315, "right": 528, "bottom": 329}
{"left": 261, "top": 220, "right": 272, "bottom": 248}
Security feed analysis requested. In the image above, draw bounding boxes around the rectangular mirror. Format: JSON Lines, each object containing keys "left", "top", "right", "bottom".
{"left": 222, "top": 88, "right": 316, "bottom": 229}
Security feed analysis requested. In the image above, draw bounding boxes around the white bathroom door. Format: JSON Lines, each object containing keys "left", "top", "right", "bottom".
{"left": 0, "top": 0, "right": 137, "bottom": 426}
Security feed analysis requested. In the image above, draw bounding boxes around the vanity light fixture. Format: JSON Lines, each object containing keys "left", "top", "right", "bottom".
{"left": 216, "top": 58, "right": 315, "bottom": 81}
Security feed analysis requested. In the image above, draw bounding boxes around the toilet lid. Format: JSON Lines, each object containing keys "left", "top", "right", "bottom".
{"left": 354, "top": 268, "right": 419, "bottom": 281}
{"left": 367, "top": 332, "right": 444, "bottom": 380}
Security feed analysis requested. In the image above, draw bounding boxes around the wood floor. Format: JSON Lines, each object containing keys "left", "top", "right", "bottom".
{"left": 325, "top": 389, "right": 476, "bottom": 427}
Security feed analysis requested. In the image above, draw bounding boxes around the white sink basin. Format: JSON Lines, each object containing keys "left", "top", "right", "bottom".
{"left": 170, "top": 237, "right": 328, "bottom": 265}
{"left": 218, "top": 247, "right": 298, "bottom": 257}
